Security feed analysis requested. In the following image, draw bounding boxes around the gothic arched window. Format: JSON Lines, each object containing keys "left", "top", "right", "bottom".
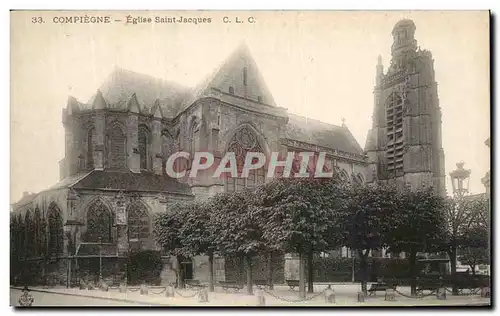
{"left": 127, "top": 203, "right": 150, "bottom": 243}
{"left": 138, "top": 125, "right": 150, "bottom": 170}
{"left": 87, "top": 128, "right": 95, "bottom": 169}
{"left": 85, "top": 199, "right": 113, "bottom": 243}
{"left": 338, "top": 169, "right": 350, "bottom": 183}
{"left": 47, "top": 203, "right": 64, "bottom": 256}
{"left": 34, "top": 208, "right": 41, "bottom": 256}
{"left": 189, "top": 118, "right": 200, "bottom": 155}
{"left": 225, "top": 126, "right": 266, "bottom": 192}
{"left": 353, "top": 173, "right": 364, "bottom": 187}
{"left": 108, "top": 125, "right": 127, "bottom": 169}
{"left": 25, "top": 211, "right": 35, "bottom": 258}
{"left": 161, "top": 131, "right": 176, "bottom": 174}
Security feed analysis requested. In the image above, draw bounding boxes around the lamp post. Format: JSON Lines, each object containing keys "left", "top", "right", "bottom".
{"left": 449, "top": 161, "right": 471, "bottom": 198}
{"left": 98, "top": 237, "right": 102, "bottom": 283}
{"left": 351, "top": 249, "right": 355, "bottom": 283}
{"left": 449, "top": 162, "right": 471, "bottom": 294}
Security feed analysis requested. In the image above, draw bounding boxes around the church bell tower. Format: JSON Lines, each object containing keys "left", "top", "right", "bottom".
{"left": 365, "top": 19, "right": 446, "bottom": 196}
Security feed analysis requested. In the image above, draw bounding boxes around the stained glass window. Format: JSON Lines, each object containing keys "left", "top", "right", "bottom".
{"left": 87, "top": 128, "right": 95, "bottom": 169}
{"left": 225, "top": 126, "right": 266, "bottom": 192}
{"left": 25, "top": 211, "right": 35, "bottom": 257}
{"left": 85, "top": 199, "right": 112, "bottom": 243}
{"left": 48, "top": 204, "right": 64, "bottom": 255}
{"left": 139, "top": 126, "right": 149, "bottom": 170}
{"left": 34, "top": 208, "right": 41, "bottom": 256}
{"left": 108, "top": 125, "right": 127, "bottom": 169}
{"left": 127, "top": 203, "right": 150, "bottom": 242}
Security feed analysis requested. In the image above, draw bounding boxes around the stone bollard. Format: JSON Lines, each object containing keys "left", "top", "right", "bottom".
{"left": 324, "top": 286, "right": 335, "bottom": 303}
{"left": 436, "top": 287, "right": 446, "bottom": 300}
{"left": 198, "top": 287, "right": 209, "bottom": 303}
{"left": 100, "top": 282, "right": 109, "bottom": 292}
{"left": 480, "top": 287, "right": 491, "bottom": 298}
{"left": 119, "top": 283, "right": 127, "bottom": 293}
{"left": 255, "top": 288, "right": 265, "bottom": 306}
{"left": 140, "top": 284, "right": 149, "bottom": 295}
{"left": 165, "top": 285, "right": 175, "bottom": 298}
{"left": 385, "top": 288, "right": 396, "bottom": 301}
{"left": 357, "top": 291, "right": 365, "bottom": 302}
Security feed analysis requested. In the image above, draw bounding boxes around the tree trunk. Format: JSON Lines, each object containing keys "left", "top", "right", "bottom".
{"left": 358, "top": 250, "right": 368, "bottom": 294}
{"left": 245, "top": 255, "right": 253, "bottom": 295}
{"left": 208, "top": 251, "right": 215, "bottom": 292}
{"left": 299, "top": 252, "right": 306, "bottom": 299}
{"left": 268, "top": 252, "right": 274, "bottom": 290}
{"left": 449, "top": 248, "right": 458, "bottom": 295}
{"left": 307, "top": 251, "right": 314, "bottom": 293}
{"left": 177, "top": 255, "right": 185, "bottom": 289}
{"left": 409, "top": 250, "right": 417, "bottom": 296}
{"left": 238, "top": 255, "right": 245, "bottom": 287}
{"left": 470, "top": 265, "right": 476, "bottom": 276}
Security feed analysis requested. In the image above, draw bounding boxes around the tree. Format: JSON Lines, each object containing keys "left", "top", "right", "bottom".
{"left": 178, "top": 200, "right": 217, "bottom": 292}
{"left": 257, "top": 177, "right": 346, "bottom": 297}
{"left": 207, "top": 189, "right": 267, "bottom": 295}
{"left": 458, "top": 225, "right": 489, "bottom": 275}
{"left": 440, "top": 197, "right": 471, "bottom": 294}
{"left": 441, "top": 193, "right": 490, "bottom": 294}
{"left": 153, "top": 202, "right": 188, "bottom": 288}
{"left": 386, "top": 187, "right": 446, "bottom": 296}
{"left": 339, "top": 183, "right": 401, "bottom": 294}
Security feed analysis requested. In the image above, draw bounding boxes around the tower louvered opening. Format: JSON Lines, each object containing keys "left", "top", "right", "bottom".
{"left": 386, "top": 93, "right": 404, "bottom": 174}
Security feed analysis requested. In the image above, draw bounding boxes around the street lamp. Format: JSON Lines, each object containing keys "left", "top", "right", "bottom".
{"left": 449, "top": 161, "right": 471, "bottom": 197}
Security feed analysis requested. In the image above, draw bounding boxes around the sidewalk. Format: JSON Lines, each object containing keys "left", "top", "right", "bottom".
{"left": 12, "top": 284, "right": 491, "bottom": 307}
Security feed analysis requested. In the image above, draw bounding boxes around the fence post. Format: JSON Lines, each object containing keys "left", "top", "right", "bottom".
{"left": 324, "top": 286, "right": 335, "bottom": 303}
{"left": 385, "top": 288, "right": 395, "bottom": 301}
{"left": 357, "top": 291, "right": 365, "bottom": 302}
{"left": 198, "top": 286, "right": 209, "bottom": 303}
{"left": 119, "top": 283, "right": 127, "bottom": 293}
{"left": 480, "top": 287, "right": 490, "bottom": 298}
{"left": 436, "top": 287, "right": 446, "bottom": 300}
{"left": 255, "top": 288, "right": 265, "bottom": 306}
{"left": 165, "top": 285, "right": 175, "bottom": 297}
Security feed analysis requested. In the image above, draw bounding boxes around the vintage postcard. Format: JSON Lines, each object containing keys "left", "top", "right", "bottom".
{"left": 10, "top": 10, "right": 490, "bottom": 307}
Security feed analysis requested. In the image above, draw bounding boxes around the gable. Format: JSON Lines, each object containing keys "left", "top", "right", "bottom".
{"left": 179, "top": 44, "right": 277, "bottom": 112}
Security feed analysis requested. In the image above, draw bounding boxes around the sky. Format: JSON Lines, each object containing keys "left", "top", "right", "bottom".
{"left": 10, "top": 10, "right": 490, "bottom": 202}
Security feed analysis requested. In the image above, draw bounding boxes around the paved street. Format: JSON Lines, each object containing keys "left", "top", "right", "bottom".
{"left": 10, "top": 284, "right": 491, "bottom": 307}
{"left": 10, "top": 289, "right": 145, "bottom": 307}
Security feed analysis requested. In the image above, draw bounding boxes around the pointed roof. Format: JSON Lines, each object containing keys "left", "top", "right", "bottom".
{"left": 91, "top": 90, "right": 107, "bottom": 110}
{"left": 178, "top": 43, "right": 277, "bottom": 112}
{"left": 88, "top": 67, "right": 191, "bottom": 117}
{"left": 285, "top": 114, "right": 364, "bottom": 155}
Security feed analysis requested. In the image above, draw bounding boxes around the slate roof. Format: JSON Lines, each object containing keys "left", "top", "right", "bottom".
{"left": 285, "top": 114, "right": 364, "bottom": 155}
{"left": 78, "top": 44, "right": 364, "bottom": 156}
{"left": 87, "top": 67, "right": 191, "bottom": 117}
{"left": 11, "top": 192, "right": 38, "bottom": 209}
{"left": 72, "top": 170, "right": 193, "bottom": 195}
{"left": 12, "top": 170, "right": 193, "bottom": 212}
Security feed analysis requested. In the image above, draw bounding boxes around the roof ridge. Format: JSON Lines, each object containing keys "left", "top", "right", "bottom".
{"left": 288, "top": 112, "right": 343, "bottom": 129}
{"left": 111, "top": 67, "right": 191, "bottom": 91}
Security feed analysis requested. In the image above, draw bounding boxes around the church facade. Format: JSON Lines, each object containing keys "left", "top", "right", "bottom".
{"left": 10, "top": 19, "right": 444, "bottom": 286}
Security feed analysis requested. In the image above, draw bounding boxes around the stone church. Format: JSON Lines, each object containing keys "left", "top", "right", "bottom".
{"left": 10, "top": 19, "right": 445, "bottom": 286}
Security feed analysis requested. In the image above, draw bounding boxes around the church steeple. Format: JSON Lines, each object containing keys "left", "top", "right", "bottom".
{"left": 391, "top": 19, "right": 417, "bottom": 56}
